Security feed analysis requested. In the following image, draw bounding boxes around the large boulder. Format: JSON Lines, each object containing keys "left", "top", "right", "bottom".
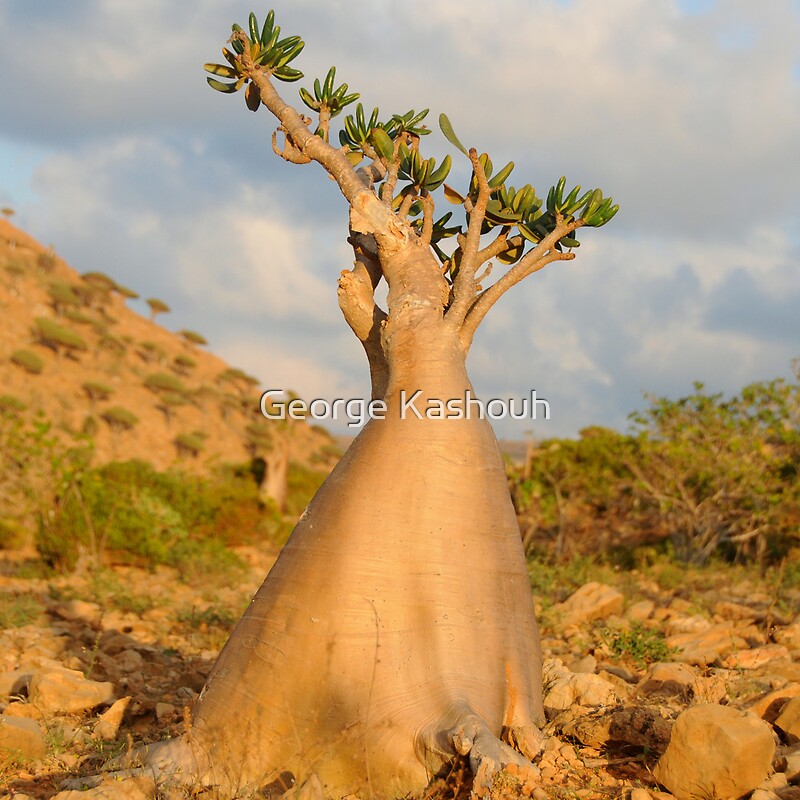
{"left": 653, "top": 704, "right": 775, "bottom": 800}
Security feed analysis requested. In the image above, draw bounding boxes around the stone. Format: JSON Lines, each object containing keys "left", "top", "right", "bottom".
{"left": 667, "top": 624, "right": 746, "bottom": 666}
{"left": 785, "top": 749, "right": 800, "bottom": 782}
{"left": 28, "top": 668, "right": 115, "bottom": 715}
{"left": 93, "top": 697, "right": 131, "bottom": 740}
{"left": 560, "top": 705, "right": 673, "bottom": 754}
{"left": 570, "top": 655, "right": 597, "bottom": 674}
{"left": 630, "top": 790, "right": 653, "bottom": 800}
{"left": 555, "top": 582, "right": 624, "bottom": 627}
{"left": 653, "top": 704, "right": 775, "bottom": 800}
{"left": 774, "top": 623, "right": 800, "bottom": 651}
{"left": 542, "top": 659, "right": 617, "bottom": 716}
{"left": 714, "top": 600, "right": 759, "bottom": 622}
{"left": 51, "top": 775, "right": 156, "bottom": 799}
{"left": 723, "top": 645, "right": 792, "bottom": 670}
{"left": 0, "top": 669, "right": 33, "bottom": 699}
{"left": 638, "top": 663, "right": 697, "bottom": 698}
{"left": 749, "top": 684, "right": 800, "bottom": 722}
{"left": 625, "top": 600, "right": 655, "bottom": 622}
{"left": 0, "top": 714, "right": 46, "bottom": 760}
{"left": 49, "top": 599, "right": 102, "bottom": 625}
{"left": 776, "top": 697, "right": 800, "bottom": 744}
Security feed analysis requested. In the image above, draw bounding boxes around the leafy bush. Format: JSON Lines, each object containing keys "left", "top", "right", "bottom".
{"left": 175, "top": 432, "right": 204, "bottom": 457}
{"left": 600, "top": 623, "right": 677, "bottom": 667}
{"left": 0, "top": 395, "right": 26, "bottom": 415}
{"left": 34, "top": 317, "right": 88, "bottom": 353}
{"left": 83, "top": 382, "right": 114, "bottom": 403}
{"left": 48, "top": 281, "right": 82, "bottom": 311}
{"left": 101, "top": 407, "right": 138, "bottom": 431}
{"left": 35, "top": 460, "right": 271, "bottom": 571}
{"left": 144, "top": 372, "right": 188, "bottom": 395}
{"left": 10, "top": 349, "right": 44, "bottom": 375}
{"left": 179, "top": 329, "right": 208, "bottom": 346}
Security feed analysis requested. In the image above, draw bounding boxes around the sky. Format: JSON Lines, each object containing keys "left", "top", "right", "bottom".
{"left": 1, "top": 0, "right": 799, "bottom": 439}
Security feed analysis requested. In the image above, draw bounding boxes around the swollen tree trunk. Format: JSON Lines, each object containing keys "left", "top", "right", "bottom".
{"left": 259, "top": 437, "right": 289, "bottom": 513}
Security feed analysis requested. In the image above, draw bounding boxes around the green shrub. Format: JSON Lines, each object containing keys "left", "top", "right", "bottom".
{"left": 48, "top": 281, "right": 82, "bottom": 310}
{"left": 600, "top": 623, "right": 677, "bottom": 668}
{"left": 101, "top": 407, "right": 138, "bottom": 431}
{"left": 98, "top": 333, "right": 127, "bottom": 354}
{"left": 285, "top": 462, "right": 328, "bottom": 518}
{"left": 175, "top": 432, "right": 204, "bottom": 457}
{"left": 179, "top": 329, "right": 208, "bottom": 346}
{"left": 0, "top": 594, "right": 45, "bottom": 628}
{"left": 37, "top": 247, "right": 56, "bottom": 273}
{"left": 0, "top": 395, "right": 26, "bottom": 415}
{"left": 63, "top": 308, "right": 106, "bottom": 329}
{"left": 10, "top": 349, "right": 44, "bottom": 374}
{"left": 34, "top": 460, "right": 266, "bottom": 571}
{"left": 83, "top": 382, "right": 114, "bottom": 402}
{"left": 34, "top": 317, "right": 88, "bottom": 353}
{"left": 82, "top": 271, "right": 118, "bottom": 291}
{"left": 144, "top": 372, "right": 188, "bottom": 395}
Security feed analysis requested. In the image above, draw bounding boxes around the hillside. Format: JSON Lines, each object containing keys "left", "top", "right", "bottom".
{"left": 0, "top": 218, "right": 336, "bottom": 500}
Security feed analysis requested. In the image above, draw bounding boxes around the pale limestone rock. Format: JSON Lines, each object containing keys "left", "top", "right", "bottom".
{"left": 49, "top": 599, "right": 102, "bottom": 624}
{"left": 0, "top": 714, "right": 46, "bottom": 760}
{"left": 714, "top": 600, "right": 759, "bottom": 622}
{"left": 554, "top": 582, "right": 624, "bottom": 627}
{"left": 776, "top": 697, "right": 800, "bottom": 744}
{"left": 667, "top": 624, "right": 747, "bottom": 666}
{"left": 0, "top": 669, "right": 33, "bottom": 699}
{"left": 630, "top": 789, "right": 653, "bottom": 800}
{"left": 653, "top": 704, "right": 775, "bottom": 800}
{"left": 28, "top": 668, "right": 115, "bottom": 715}
{"left": 51, "top": 775, "right": 155, "bottom": 800}
{"left": 785, "top": 748, "right": 800, "bottom": 782}
{"left": 748, "top": 683, "right": 800, "bottom": 721}
{"left": 625, "top": 600, "right": 655, "bottom": 622}
{"left": 638, "top": 663, "right": 697, "bottom": 698}
{"left": 723, "top": 644, "right": 792, "bottom": 670}
{"left": 774, "top": 623, "right": 800, "bottom": 651}
{"left": 93, "top": 697, "right": 131, "bottom": 740}
{"left": 542, "top": 659, "right": 616, "bottom": 716}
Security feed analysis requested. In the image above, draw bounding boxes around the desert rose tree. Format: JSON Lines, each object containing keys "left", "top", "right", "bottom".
{"left": 140, "top": 10, "right": 618, "bottom": 798}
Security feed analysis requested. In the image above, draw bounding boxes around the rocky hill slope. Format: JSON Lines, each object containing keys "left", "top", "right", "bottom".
{"left": 0, "top": 219, "right": 333, "bottom": 476}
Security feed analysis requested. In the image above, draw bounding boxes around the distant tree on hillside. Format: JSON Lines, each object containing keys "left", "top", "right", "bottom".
{"left": 146, "top": 297, "right": 171, "bottom": 322}
{"left": 33, "top": 318, "right": 88, "bottom": 358}
{"left": 179, "top": 329, "right": 208, "bottom": 347}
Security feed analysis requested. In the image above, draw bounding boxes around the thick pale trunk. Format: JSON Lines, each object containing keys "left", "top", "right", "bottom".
{"left": 259, "top": 438, "right": 289, "bottom": 513}
{"left": 146, "top": 325, "right": 543, "bottom": 797}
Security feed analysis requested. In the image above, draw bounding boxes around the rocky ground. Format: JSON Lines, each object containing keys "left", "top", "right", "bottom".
{"left": 1, "top": 549, "right": 799, "bottom": 800}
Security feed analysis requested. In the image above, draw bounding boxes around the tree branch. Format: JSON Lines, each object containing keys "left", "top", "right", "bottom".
{"left": 446, "top": 149, "right": 491, "bottom": 328}
{"left": 459, "top": 219, "right": 582, "bottom": 348}
{"left": 239, "top": 42, "right": 395, "bottom": 240}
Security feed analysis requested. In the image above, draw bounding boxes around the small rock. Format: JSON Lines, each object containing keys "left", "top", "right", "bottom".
{"left": 776, "top": 697, "right": 800, "bottom": 744}
{"left": 774, "top": 623, "right": 800, "bottom": 651}
{"left": 49, "top": 599, "right": 102, "bottom": 625}
{"left": 0, "top": 669, "right": 33, "bottom": 699}
{"left": 570, "top": 655, "right": 597, "bottom": 674}
{"left": 631, "top": 790, "right": 653, "bottom": 800}
{"left": 714, "top": 600, "right": 759, "bottom": 622}
{"left": 155, "top": 702, "right": 177, "bottom": 722}
{"left": 785, "top": 749, "right": 800, "bottom": 782}
{"left": 626, "top": 600, "right": 655, "bottom": 622}
{"left": 93, "top": 697, "right": 132, "bottom": 740}
{"left": 51, "top": 775, "right": 156, "bottom": 799}
{"left": 542, "top": 659, "right": 616, "bottom": 716}
{"left": 28, "top": 668, "right": 115, "bottom": 715}
{"left": 750, "top": 790, "right": 781, "bottom": 800}
{"left": 561, "top": 705, "right": 673, "bottom": 753}
{"left": 723, "top": 644, "right": 792, "bottom": 670}
{"left": 749, "top": 684, "right": 800, "bottom": 721}
{"left": 0, "top": 714, "right": 46, "bottom": 760}
{"left": 638, "top": 663, "right": 697, "bottom": 698}
{"left": 667, "top": 624, "right": 746, "bottom": 665}
{"left": 554, "top": 582, "right": 624, "bottom": 627}
{"left": 653, "top": 704, "right": 775, "bottom": 800}
{"left": 117, "top": 649, "right": 144, "bottom": 674}
{"left": 2, "top": 702, "right": 42, "bottom": 720}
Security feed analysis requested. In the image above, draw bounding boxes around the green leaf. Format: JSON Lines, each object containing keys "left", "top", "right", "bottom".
{"left": 260, "top": 10, "right": 275, "bottom": 45}
{"left": 245, "top": 81, "right": 261, "bottom": 112}
{"left": 371, "top": 127, "right": 395, "bottom": 162}
{"left": 497, "top": 240, "right": 525, "bottom": 265}
{"left": 345, "top": 151, "right": 364, "bottom": 167}
{"left": 488, "top": 161, "right": 514, "bottom": 189}
{"left": 439, "top": 113, "right": 468, "bottom": 156}
{"left": 273, "top": 66, "right": 304, "bottom": 82}
{"left": 443, "top": 184, "right": 465, "bottom": 205}
{"left": 204, "top": 62, "right": 238, "bottom": 79}
{"left": 206, "top": 76, "right": 240, "bottom": 93}
{"left": 248, "top": 12, "right": 260, "bottom": 43}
